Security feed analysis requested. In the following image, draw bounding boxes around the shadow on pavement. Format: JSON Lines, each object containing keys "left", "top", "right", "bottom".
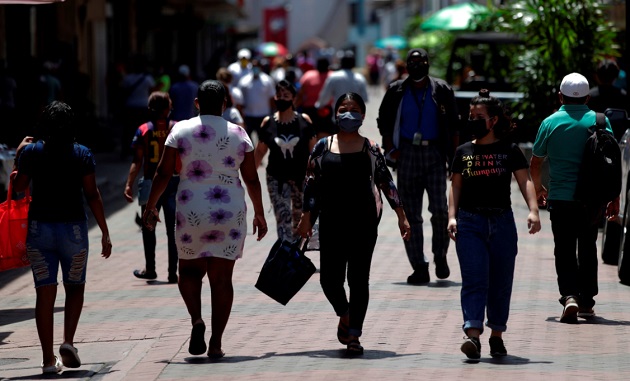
{"left": 2, "top": 369, "right": 97, "bottom": 380}
{"left": 0, "top": 267, "right": 30, "bottom": 291}
{"left": 545, "top": 316, "right": 630, "bottom": 326}
{"left": 263, "top": 348, "right": 414, "bottom": 360}
{"left": 176, "top": 352, "right": 275, "bottom": 364}
{"left": 0, "top": 307, "right": 63, "bottom": 329}
{"left": 464, "top": 354, "right": 553, "bottom": 365}
{"left": 174, "top": 349, "right": 415, "bottom": 364}
{"left": 392, "top": 281, "right": 462, "bottom": 288}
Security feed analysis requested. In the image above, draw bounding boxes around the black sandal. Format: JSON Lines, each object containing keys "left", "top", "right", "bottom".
{"left": 337, "top": 321, "right": 350, "bottom": 345}
{"left": 346, "top": 340, "right": 364, "bottom": 355}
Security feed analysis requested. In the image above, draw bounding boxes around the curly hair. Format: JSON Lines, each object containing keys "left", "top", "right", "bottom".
{"left": 37, "top": 101, "right": 75, "bottom": 145}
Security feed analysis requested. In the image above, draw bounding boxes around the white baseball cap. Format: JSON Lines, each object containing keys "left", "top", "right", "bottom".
{"left": 560, "top": 72, "right": 590, "bottom": 98}
{"left": 237, "top": 48, "right": 251, "bottom": 60}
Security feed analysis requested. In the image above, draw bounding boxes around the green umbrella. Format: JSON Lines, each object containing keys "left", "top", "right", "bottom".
{"left": 258, "top": 42, "right": 289, "bottom": 57}
{"left": 374, "top": 35, "right": 408, "bottom": 50}
{"left": 420, "top": 2, "right": 488, "bottom": 32}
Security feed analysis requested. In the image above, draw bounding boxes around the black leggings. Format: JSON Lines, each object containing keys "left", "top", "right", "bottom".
{"left": 319, "top": 219, "right": 378, "bottom": 337}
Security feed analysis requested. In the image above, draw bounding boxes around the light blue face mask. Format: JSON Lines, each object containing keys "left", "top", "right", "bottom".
{"left": 336, "top": 111, "right": 363, "bottom": 132}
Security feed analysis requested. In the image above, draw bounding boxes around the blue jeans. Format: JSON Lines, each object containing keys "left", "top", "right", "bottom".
{"left": 26, "top": 220, "right": 89, "bottom": 288}
{"left": 455, "top": 208, "right": 518, "bottom": 334}
{"left": 141, "top": 176, "right": 179, "bottom": 276}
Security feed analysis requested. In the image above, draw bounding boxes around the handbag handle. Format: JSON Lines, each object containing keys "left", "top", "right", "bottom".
{"left": 6, "top": 171, "right": 29, "bottom": 203}
{"left": 295, "top": 237, "right": 310, "bottom": 253}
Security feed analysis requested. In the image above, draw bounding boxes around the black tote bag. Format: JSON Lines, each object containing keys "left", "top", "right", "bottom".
{"left": 255, "top": 237, "right": 316, "bottom": 305}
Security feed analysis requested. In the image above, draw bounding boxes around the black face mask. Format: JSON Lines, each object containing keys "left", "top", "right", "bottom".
{"left": 407, "top": 63, "right": 429, "bottom": 81}
{"left": 468, "top": 118, "right": 490, "bottom": 139}
{"left": 275, "top": 99, "right": 293, "bottom": 112}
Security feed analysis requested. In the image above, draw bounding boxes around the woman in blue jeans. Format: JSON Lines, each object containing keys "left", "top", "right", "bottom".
{"left": 447, "top": 89, "right": 540, "bottom": 360}
{"left": 14, "top": 101, "right": 112, "bottom": 373}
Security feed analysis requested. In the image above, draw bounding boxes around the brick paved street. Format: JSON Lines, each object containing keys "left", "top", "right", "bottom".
{"left": 2, "top": 86, "right": 630, "bottom": 380}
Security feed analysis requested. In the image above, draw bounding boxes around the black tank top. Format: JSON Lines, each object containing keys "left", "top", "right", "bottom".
{"left": 319, "top": 137, "right": 377, "bottom": 228}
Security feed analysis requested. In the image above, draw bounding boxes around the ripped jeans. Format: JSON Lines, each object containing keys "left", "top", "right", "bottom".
{"left": 26, "top": 220, "right": 89, "bottom": 288}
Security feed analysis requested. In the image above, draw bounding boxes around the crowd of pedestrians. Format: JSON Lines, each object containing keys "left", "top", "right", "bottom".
{"left": 6, "top": 43, "right": 628, "bottom": 373}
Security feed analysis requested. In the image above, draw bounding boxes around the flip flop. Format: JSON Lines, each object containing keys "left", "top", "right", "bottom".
{"left": 188, "top": 322, "right": 207, "bottom": 355}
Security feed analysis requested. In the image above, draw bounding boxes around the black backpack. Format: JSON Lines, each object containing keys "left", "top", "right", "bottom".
{"left": 574, "top": 113, "right": 622, "bottom": 206}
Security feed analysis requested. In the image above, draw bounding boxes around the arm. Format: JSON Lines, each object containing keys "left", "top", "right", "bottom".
{"left": 12, "top": 136, "right": 33, "bottom": 171}
{"left": 514, "top": 168, "right": 541, "bottom": 234}
{"left": 443, "top": 84, "right": 460, "bottom": 167}
{"left": 297, "top": 140, "right": 325, "bottom": 237}
{"left": 315, "top": 77, "right": 332, "bottom": 109}
{"left": 606, "top": 196, "right": 620, "bottom": 221}
{"left": 123, "top": 145, "right": 144, "bottom": 203}
{"left": 254, "top": 117, "right": 270, "bottom": 168}
{"left": 142, "top": 146, "right": 176, "bottom": 230}
{"left": 240, "top": 150, "right": 267, "bottom": 241}
{"left": 529, "top": 155, "right": 548, "bottom": 208}
{"left": 377, "top": 86, "right": 396, "bottom": 154}
{"left": 371, "top": 143, "right": 410, "bottom": 240}
{"left": 13, "top": 139, "right": 33, "bottom": 192}
{"left": 83, "top": 173, "right": 112, "bottom": 258}
{"left": 447, "top": 173, "right": 462, "bottom": 241}
{"left": 295, "top": 85, "right": 305, "bottom": 108}
{"left": 301, "top": 113, "right": 317, "bottom": 153}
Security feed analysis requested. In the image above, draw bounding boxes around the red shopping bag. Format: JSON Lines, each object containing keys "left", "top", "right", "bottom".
{"left": 0, "top": 171, "right": 31, "bottom": 271}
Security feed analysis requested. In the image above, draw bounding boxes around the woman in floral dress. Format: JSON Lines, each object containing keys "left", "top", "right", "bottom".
{"left": 144, "top": 80, "right": 267, "bottom": 358}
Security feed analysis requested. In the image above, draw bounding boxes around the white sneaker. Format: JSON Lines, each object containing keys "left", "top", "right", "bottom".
{"left": 578, "top": 307, "right": 596, "bottom": 318}
{"left": 560, "top": 297, "right": 579, "bottom": 323}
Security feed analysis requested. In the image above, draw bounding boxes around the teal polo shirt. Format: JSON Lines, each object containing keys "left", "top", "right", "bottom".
{"left": 532, "top": 104, "right": 613, "bottom": 201}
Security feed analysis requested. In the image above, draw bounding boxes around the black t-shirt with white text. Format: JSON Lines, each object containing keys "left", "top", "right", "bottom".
{"left": 450, "top": 140, "right": 528, "bottom": 210}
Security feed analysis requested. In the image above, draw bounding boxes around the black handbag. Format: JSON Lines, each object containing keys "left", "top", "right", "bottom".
{"left": 255, "top": 237, "right": 316, "bottom": 305}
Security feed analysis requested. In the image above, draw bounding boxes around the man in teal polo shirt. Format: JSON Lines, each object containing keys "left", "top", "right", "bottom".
{"left": 530, "top": 72, "right": 618, "bottom": 324}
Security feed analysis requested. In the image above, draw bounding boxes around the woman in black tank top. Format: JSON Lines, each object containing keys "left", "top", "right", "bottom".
{"left": 298, "top": 92, "right": 410, "bottom": 356}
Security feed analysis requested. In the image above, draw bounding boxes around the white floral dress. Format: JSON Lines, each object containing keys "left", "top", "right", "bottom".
{"left": 165, "top": 115, "right": 254, "bottom": 260}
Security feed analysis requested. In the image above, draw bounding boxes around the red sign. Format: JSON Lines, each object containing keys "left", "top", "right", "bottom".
{"left": 263, "top": 7, "right": 288, "bottom": 47}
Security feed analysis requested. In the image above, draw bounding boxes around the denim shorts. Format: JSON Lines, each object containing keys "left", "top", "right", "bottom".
{"left": 26, "top": 220, "right": 89, "bottom": 288}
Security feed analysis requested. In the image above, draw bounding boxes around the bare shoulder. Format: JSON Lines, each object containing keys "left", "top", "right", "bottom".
{"left": 301, "top": 113, "right": 313, "bottom": 124}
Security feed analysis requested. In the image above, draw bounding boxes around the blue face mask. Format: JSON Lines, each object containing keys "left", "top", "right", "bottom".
{"left": 252, "top": 67, "right": 261, "bottom": 76}
{"left": 336, "top": 111, "right": 363, "bottom": 132}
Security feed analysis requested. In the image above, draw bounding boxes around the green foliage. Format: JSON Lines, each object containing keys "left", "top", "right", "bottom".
{"left": 474, "top": 0, "right": 619, "bottom": 141}
{"left": 403, "top": 15, "right": 423, "bottom": 39}
{"left": 405, "top": 14, "right": 454, "bottom": 80}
